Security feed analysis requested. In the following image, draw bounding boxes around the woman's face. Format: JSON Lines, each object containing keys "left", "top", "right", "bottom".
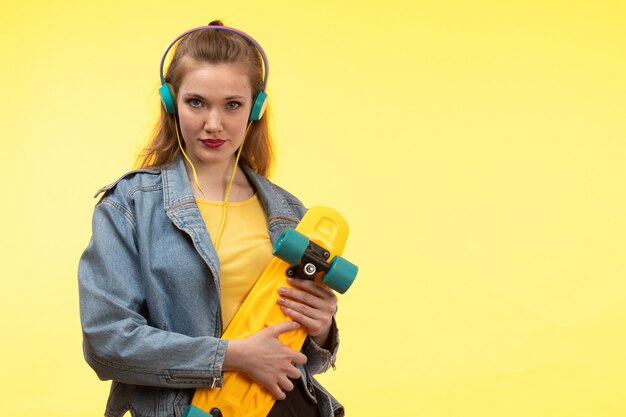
{"left": 176, "top": 60, "right": 253, "bottom": 171}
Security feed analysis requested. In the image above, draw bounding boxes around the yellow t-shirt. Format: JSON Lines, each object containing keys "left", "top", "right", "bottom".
{"left": 196, "top": 194, "right": 273, "bottom": 329}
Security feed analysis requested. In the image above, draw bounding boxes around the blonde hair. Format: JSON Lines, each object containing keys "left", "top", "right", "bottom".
{"left": 136, "top": 21, "right": 274, "bottom": 176}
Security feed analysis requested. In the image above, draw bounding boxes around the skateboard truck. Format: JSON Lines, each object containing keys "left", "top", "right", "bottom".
{"left": 285, "top": 240, "right": 331, "bottom": 280}
{"left": 274, "top": 227, "right": 357, "bottom": 294}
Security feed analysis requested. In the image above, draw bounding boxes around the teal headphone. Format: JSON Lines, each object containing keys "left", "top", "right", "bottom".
{"left": 158, "top": 24, "right": 269, "bottom": 121}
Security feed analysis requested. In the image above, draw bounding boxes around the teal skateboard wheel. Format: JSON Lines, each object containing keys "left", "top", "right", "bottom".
{"left": 273, "top": 228, "right": 309, "bottom": 265}
{"left": 323, "top": 256, "right": 358, "bottom": 294}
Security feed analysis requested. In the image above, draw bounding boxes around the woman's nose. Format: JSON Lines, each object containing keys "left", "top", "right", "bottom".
{"left": 204, "top": 109, "right": 223, "bottom": 132}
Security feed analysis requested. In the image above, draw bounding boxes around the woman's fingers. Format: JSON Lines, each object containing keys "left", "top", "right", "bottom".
{"left": 286, "top": 277, "right": 336, "bottom": 299}
{"left": 279, "top": 280, "right": 337, "bottom": 312}
{"left": 225, "top": 321, "right": 308, "bottom": 400}
{"left": 278, "top": 278, "right": 337, "bottom": 337}
{"left": 261, "top": 322, "right": 308, "bottom": 365}
{"left": 286, "top": 365, "right": 302, "bottom": 380}
{"left": 278, "top": 376, "right": 294, "bottom": 393}
{"left": 263, "top": 320, "right": 301, "bottom": 338}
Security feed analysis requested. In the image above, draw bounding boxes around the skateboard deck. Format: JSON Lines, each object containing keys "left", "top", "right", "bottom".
{"left": 183, "top": 206, "right": 357, "bottom": 417}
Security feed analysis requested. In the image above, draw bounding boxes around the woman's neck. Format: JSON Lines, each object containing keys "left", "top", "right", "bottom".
{"left": 184, "top": 157, "right": 253, "bottom": 202}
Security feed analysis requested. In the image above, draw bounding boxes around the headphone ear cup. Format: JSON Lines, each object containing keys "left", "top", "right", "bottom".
{"left": 159, "top": 82, "right": 177, "bottom": 114}
{"left": 249, "top": 90, "right": 268, "bottom": 121}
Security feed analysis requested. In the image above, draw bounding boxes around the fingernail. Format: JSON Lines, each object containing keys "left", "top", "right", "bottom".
{"left": 278, "top": 287, "right": 286, "bottom": 294}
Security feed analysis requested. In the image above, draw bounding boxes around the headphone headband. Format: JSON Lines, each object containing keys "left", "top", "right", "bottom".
{"left": 159, "top": 25, "right": 269, "bottom": 90}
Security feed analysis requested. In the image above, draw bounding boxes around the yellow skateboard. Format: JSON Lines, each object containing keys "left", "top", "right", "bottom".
{"left": 183, "top": 206, "right": 358, "bottom": 417}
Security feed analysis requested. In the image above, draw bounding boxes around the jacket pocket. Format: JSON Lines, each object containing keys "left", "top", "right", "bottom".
{"left": 104, "top": 382, "right": 131, "bottom": 417}
{"left": 309, "top": 376, "right": 345, "bottom": 417}
{"left": 173, "top": 389, "right": 194, "bottom": 417}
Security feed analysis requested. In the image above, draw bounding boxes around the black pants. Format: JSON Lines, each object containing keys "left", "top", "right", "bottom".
{"left": 266, "top": 378, "right": 320, "bottom": 417}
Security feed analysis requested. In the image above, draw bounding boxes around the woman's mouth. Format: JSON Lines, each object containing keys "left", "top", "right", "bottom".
{"left": 200, "top": 138, "right": 226, "bottom": 149}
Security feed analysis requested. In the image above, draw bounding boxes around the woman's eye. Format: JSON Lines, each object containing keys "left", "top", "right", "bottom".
{"left": 188, "top": 99, "right": 202, "bottom": 108}
{"left": 226, "top": 101, "right": 241, "bottom": 110}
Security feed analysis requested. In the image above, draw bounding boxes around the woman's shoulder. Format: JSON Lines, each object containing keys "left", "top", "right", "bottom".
{"left": 94, "top": 167, "right": 163, "bottom": 202}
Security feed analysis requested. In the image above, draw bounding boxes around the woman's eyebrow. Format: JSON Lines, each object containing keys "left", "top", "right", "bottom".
{"left": 224, "top": 95, "right": 247, "bottom": 101}
{"left": 181, "top": 92, "right": 206, "bottom": 99}
{"left": 181, "top": 93, "right": 247, "bottom": 101}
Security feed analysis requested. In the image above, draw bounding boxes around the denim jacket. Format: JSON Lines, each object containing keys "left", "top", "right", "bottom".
{"left": 78, "top": 156, "right": 344, "bottom": 417}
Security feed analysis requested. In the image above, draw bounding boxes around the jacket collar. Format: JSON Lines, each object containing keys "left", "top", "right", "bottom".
{"left": 161, "top": 157, "right": 220, "bottom": 284}
{"left": 161, "top": 155, "right": 197, "bottom": 211}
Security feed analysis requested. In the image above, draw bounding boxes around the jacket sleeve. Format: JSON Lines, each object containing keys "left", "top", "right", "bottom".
{"left": 301, "top": 316, "right": 340, "bottom": 374}
{"left": 78, "top": 198, "right": 227, "bottom": 388}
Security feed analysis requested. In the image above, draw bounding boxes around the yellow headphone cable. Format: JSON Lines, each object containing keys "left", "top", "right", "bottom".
{"left": 174, "top": 117, "right": 254, "bottom": 252}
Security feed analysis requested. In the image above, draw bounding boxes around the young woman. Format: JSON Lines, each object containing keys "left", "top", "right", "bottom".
{"left": 78, "top": 21, "right": 343, "bottom": 417}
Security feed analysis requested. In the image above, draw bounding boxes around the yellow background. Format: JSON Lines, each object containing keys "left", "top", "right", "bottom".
{"left": 1, "top": 0, "right": 625, "bottom": 416}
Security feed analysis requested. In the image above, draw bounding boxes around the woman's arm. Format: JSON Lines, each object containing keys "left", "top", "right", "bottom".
{"left": 79, "top": 199, "right": 227, "bottom": 388}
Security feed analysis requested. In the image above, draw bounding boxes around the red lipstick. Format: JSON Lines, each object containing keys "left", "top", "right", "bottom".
{"left": 200, "top": 138, "right": 226, "bottom": 149}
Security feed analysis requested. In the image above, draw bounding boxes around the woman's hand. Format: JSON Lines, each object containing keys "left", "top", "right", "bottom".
{"left": 277, "top": 277, "right": 338, "bottom": 349}
{"left": 223, "top": 321, "right": 307, "bottom": 400}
